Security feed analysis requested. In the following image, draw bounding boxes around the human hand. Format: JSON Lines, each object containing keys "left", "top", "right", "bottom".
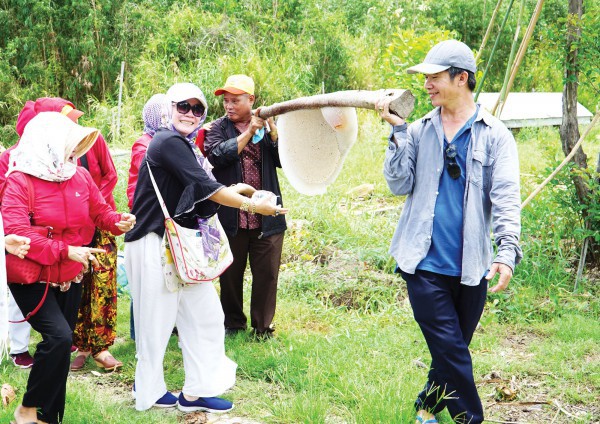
{"left": 375, "top": 97, "right": 406, "bottom": 126}
{"left": 115, "top": 213, "right": 136, "bottom": 233}
{"left": 486, "top": 262, "right": 513, "bottom": 293}
{"left": 68, "top": 246, "right": 106, "bottom": 271}
{"left": 233, "top": 183, "right": 256, "bottom": 197}
{"left": 252, "top": 196, "right": 288, "bottom": 217}
{"left": 266, "top": 117, "right": 278, "bottom": 141}
{"left": 4, "top": 234, "right": 31, "bottom": 259}
{"left": 249, "top": 115, "right": 266, "bottom": 134}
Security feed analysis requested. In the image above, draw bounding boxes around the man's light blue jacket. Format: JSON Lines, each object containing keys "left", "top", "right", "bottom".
{"left": 384, "top": 106, "right": 522, "bottom": 286}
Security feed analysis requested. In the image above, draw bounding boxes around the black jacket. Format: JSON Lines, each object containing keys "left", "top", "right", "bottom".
{"left": 205, "top": 116, "right": 287, "bottom": 238}
{"left": 125, "top": 128, "right": 223, "bottom": 242}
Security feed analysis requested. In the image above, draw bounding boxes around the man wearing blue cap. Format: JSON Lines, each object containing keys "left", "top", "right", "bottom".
{"left": 377, "top": 40, "right": 522, "bottom": 423}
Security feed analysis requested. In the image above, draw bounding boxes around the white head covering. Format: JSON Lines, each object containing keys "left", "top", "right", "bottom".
{"left": 161, "top": 83, "right": 208, "bottom": 142}
{"left": 7, "top": 112, "right": 99, "bottom": 182}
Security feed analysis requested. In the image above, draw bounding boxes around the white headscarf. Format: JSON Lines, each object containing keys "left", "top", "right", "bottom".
{"left": 161, "top": 83, "right": 208, "bottom": 142}
{"left": 160, "top": 83, "right": 214, "bottom": 178}
{"left": 7, "top": 112, "right": 99, "bottom": 182}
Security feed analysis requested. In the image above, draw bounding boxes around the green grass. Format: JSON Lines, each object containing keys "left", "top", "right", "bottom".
{"left": 1, "top": 116, "right": 598, "bottom": 423}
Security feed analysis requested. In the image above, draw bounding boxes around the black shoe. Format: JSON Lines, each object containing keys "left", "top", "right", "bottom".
{"left": 225, "top": 327, "right": 245, "bottom": 337}
{"left": 251, "top": 326, "right": 275, "bottom": 341}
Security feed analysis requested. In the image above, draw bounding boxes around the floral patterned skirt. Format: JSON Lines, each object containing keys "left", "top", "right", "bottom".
{"left": 73, "top": 230, "right": 118, "bottom": 355}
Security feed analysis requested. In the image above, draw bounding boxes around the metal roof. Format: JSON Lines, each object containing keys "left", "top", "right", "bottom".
{"left": 477, "top": 92, "right": 593, "bottom": 128}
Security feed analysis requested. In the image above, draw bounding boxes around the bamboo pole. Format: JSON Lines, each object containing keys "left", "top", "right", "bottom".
{"left": 491, "top": 0, "right": 545, "bottom": 114}
{"left": 256, "top": 89, "right": 415, "bottom": 120}
{"left": 475, "top": 0, "right": 516, "bottom": 101}
{"left": 493, "top": 0, "right": 525, "bottom": 116}
{"left": 521, "top": 111, "right": 600, "bottom": 209}
{"left": 476, "top": 0, "right": 505, "bottom": 63}
{"left": 116, "top": 61, "right": 125, "bottom": 143}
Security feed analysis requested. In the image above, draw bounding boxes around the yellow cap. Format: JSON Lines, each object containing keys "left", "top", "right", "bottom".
{"left": 214, "top": 74, "right": 255, "bottom": 96}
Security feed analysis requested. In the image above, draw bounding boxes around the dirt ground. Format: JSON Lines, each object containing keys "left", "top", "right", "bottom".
{"left": 477, "top": 331, "right": 599, "bottom": 423}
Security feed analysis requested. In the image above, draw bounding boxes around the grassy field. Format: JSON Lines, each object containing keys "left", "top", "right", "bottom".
{"left": 1, "top": 113, "right": 599, "bottom": 423}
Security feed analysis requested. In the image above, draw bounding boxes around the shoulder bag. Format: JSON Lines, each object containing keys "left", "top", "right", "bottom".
{"left": 147, "top": 160, "right": 233, "bottom": 290}
{"left": 5, "top": 174, "right": 53, "bottom": 322}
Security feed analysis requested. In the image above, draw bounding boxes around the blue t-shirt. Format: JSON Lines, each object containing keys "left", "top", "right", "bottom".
{"left": 417, "top": 107, "right": 479, "bottom": 276}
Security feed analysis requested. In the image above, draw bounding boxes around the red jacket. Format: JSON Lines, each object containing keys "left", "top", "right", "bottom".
{"left": 2, "top": 170, "right": 123, "bottom": 283}
{"left": 77, "top": 133, "right": 118, "bottom": 210}
{"left": 127, "top": 133, "right": 152, "bottom": 210}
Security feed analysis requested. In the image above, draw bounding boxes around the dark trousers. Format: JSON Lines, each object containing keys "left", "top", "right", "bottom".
{"left": 402, "top": 269, "right": 487, "bottom": 424}
{"left": 219, "top": 229, "right": 284, "bottom": 333}
{"left": 59, "top": 279, "right": 83, "bottom": 331}
{"left": 9, "top": 283, "right": 74, "bottom": 424}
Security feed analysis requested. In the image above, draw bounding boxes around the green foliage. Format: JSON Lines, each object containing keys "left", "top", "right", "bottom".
{"left": 1, "top": 0, "right": 598, "bottom": 149}
{"left": 560, "top": 167, "right": 600, "bottom": 244}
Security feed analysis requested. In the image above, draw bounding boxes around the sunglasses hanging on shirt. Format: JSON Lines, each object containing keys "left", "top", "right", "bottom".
{"left": 174, "top": 101, "right": 205, "bottom": 117}
{"left": 445, "top": 143, "right": 461, "bottom": 179}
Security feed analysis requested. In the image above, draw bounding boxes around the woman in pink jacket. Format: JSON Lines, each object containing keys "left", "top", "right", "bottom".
{"left": 0, "top": 97, "right": 86, "bottom": 369}
{"left": 2, "top": 112, "right": 136, "bottom": 424}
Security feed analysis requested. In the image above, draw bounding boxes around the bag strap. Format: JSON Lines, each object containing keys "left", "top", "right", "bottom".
{"left": 24, "top": 173, "right": 35, "bottom": 222}
{"left": 9, "top": 282, "right": 50, "bottom": 324}
{"left": 146, "top": 159, "right": 171, "bottom": 220}
{"left": 8, "top": 174, "right": 50, "bottom": 324}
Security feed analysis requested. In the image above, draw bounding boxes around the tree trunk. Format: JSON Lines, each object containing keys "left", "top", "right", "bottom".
{"left": 560, "top": 0, "right": 597, "bottom": 266}
{"left": 256, "top": 89, "right": 415, "bottom": 120}
{"left": 560, "top": 0, "right": 588, "bottom": 203}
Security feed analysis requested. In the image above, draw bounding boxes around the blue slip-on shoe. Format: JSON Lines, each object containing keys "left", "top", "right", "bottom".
{"left": 153, "top": 391, "right": 178, "bottom": 408}
{"left": 177, "top": 392, "right": 233, "bottom": 413}
{"left": 132, "top": 384, "right": 177, "bottom": 408}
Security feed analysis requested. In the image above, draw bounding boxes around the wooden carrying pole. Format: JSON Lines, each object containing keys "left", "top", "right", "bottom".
{"left": 256, "top": 89, "right": 415, "bottom": 120}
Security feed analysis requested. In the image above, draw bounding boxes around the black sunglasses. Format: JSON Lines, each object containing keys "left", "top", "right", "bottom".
{"left": 445, "top": 143, "right": 461, "bottom": 179}
{"left": 174, "top": 101, "right": 205, "bottom": 117}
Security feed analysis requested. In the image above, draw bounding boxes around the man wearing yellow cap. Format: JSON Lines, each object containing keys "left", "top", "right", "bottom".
{"left": 205, "top": 75, "right": 286, "bottom": 340}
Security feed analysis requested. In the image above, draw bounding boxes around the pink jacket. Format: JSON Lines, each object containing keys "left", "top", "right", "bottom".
{"left": 2, "top": 170, "right": 123, "bottom": 283}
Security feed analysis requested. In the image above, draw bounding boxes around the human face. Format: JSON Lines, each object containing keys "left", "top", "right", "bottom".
{"left": 223, "top": 92, "right": 254, "bottom": 123}
{"left": 423, "top": 71, "right": 463, "bottom": 108}
{"left": 172, "top": 97, "right": 202, "bottom": 136}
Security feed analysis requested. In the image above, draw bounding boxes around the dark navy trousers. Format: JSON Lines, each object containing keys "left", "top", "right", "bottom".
{"left": 401, "top": 269, "right": 487, "bottom": 424}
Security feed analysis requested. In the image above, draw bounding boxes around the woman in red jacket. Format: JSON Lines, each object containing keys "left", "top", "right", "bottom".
{"left": 2, "top": 112, "right": 136, "bottom": 424}
{"left": 0, "top": 97, "right": 85, "bottom": 369}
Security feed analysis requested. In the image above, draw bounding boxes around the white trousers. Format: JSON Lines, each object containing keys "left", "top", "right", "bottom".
{"left": 8, "top": 291, "right": 31, "bottom": 354}
{"left": 125, "top": 233, "right": 236, "bottom": 411}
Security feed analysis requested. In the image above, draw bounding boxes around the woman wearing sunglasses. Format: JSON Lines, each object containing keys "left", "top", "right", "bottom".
{"left": 125, "top": 83, "right": 287, "bottom": 413}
